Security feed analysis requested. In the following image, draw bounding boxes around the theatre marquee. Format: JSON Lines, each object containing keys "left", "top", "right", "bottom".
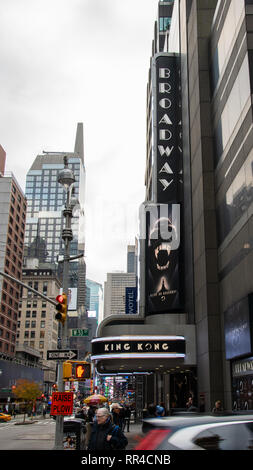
{"left": 91, "top": 335, "right": 185, "bottom": 361}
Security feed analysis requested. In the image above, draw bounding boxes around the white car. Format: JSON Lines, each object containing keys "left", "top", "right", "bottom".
{"left": 137, "top": 414, "right": 253, "bottom": 450}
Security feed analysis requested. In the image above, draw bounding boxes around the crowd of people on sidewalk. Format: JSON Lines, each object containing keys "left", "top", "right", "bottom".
{"left": 73, "top": 401, "right": 133, "bottom": 450}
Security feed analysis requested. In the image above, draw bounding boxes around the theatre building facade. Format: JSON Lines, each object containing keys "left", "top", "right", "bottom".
{"left": 92, "top": 0, "right": 253, "bottom": 413}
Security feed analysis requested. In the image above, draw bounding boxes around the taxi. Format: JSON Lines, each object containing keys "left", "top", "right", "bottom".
{"left": 0, "top": 412, "right": 12, "bottom": 422}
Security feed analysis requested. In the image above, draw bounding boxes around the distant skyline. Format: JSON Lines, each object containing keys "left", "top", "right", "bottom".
{"left": 0, "top": 0, "right": 158, "bottom": 286}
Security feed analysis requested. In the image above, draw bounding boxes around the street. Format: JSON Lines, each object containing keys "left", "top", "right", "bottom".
{"left": 0, "top": 417, "right": 55, "bottom": 450}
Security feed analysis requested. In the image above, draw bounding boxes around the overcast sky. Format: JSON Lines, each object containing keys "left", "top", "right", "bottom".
{"left": 0, "top": 0, "right": 158, "bottom": 287}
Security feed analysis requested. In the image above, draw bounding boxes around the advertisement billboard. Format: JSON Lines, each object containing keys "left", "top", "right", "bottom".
{"left": 145, "top": 203, "right": 183, "bottom": 315}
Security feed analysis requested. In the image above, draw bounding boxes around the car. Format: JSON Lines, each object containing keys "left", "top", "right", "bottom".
{"left": 0, "top": 412, "right": 12, "bottom": 423}
{"left": 135, "top": 413, "right": 253, "bottom": 450}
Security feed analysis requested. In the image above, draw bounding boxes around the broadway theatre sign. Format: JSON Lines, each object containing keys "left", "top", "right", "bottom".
{"left": 91, "top": 335, "right": 185, "bottom": 360}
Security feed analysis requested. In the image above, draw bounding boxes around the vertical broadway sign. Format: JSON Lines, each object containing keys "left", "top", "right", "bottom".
{"left": 145, "top": 53, "right": 183, "bottom": 315}
{"left": 153, "top": 53, "right": 182, "bottom": 203}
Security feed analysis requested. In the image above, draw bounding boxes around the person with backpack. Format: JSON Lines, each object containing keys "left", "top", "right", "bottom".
{"left": 87, "top": 407, "right": 128, "bottom": 450}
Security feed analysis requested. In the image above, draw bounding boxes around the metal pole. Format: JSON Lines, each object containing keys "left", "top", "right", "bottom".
{"left": 54, "top": 159, "right": 74, "bottom": 450}
{"left": 0, "top": 271, "right": 58, "bottom": 306}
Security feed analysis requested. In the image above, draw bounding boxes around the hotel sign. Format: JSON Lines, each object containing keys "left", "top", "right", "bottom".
{"left": 91, "top": 336, "right": 185, "bottom": 360}
{"left": 125, "top": 287, "right": 137, "bottom": 314}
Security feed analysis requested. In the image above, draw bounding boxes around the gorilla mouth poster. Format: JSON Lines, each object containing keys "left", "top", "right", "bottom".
{"left": 145, "top": 204, "right": 183, "bottom": 315}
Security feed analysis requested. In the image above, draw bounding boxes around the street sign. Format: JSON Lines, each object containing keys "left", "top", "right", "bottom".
{"left": 71, "top": 328, "right": 89, "bottom": 337}
{"left": 47, "top": 349, "right": 78, "bottom": 361}
{"left": 50, "top": 392, "right": 74, "bottom": 416}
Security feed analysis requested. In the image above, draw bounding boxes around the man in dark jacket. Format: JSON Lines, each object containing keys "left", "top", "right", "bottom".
{"left": 87, "top": 408, "right": 128, "bottom": 450}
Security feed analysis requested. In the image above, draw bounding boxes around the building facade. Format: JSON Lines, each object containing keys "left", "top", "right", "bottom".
{"left": 127, "top": 244, "right": 138, "bottom": 274}
{"left": 17, "top": 266, "right": 62, "bottom": 389}
{"left": 24, "top": 124, "right": 87, "bottom": 352}
{"left": 0, "top": 168, "right": 27, "bottom": 359}
{"left": 160, "top": 0, "right": 253, "bottom": 411}
{"left": 103, "top": 272, "right": 136, "bottom": 318}
{"left": 86, "top": 278, "right": 103, "bottom": 324}
{"left": 210, "top": 0, "right": 253, "bottom": 411}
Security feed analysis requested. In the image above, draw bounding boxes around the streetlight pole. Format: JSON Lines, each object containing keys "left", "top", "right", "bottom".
{"left": 54, "top": 156, "right": 75, "bottom": 450}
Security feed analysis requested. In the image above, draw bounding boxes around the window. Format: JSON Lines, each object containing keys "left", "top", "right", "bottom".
{"left": 214, "top": 54, "right": 251, "bottom": 163}
{"left": 159, "top": 17, "right": 171, "bottom": 31}
{"left": 217, "top": 150, "right": 253, "bottom": 244}
{"left": 214, "top": 0, "right": 245, "bottom": 87}
{"left": 194, "top": 422, "right": 253, "bottom": 450}
{"left": 40, "top": 321, "right": 45, "bottom": 328}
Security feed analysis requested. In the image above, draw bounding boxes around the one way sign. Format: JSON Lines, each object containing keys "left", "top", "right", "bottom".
{"left": 47, "top": 349, "right": 78, "bottom": 361}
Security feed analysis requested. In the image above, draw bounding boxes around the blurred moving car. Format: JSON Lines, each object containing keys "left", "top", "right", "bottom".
{"left": 0, "top": 412, "right": 12, "bottom": 422}
{"left": 136, "top": 414, "right": 253, "bottom": 450}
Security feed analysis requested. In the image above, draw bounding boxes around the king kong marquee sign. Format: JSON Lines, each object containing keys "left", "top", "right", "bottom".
{"left": 91, "top": 336, "right": 186, "bottom": 360}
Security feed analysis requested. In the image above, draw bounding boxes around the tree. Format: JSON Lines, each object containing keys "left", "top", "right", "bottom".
{"left": 12, "top": 379, "right": 42, "bottom": 423}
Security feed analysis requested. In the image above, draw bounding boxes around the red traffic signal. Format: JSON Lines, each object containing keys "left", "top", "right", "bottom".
{"left": 55, "top": 293, "right": 68, "bottom": 324}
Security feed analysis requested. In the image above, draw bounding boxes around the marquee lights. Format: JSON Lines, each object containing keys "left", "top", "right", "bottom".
{"left": 91, "top": 353, "right": 185, "bottom": 361}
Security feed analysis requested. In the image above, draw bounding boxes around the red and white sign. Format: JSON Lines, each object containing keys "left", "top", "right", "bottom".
{"left": 50, "top": 392, "right": 74, "bottom": 416}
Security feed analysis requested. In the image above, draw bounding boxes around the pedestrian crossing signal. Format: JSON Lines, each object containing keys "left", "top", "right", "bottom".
{"left": 74, "top": 363, "right": 91, "bottom": 380}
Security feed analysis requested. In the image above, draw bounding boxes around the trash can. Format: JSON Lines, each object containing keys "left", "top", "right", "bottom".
{"left": 63, "top": 418, "right": 86, "bottom": 450}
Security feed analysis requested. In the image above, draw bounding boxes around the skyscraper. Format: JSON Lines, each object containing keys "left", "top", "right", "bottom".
{"left": 0, "top": 148, "right": 27, "bottom": 358}
{"left": 24, "top": 123, "right": 86, "bottom": 315}
{"left": 127, "top": 243, "right": 138, "bottom": 274}
{"left": 86, "top": 279, "right": 103, "bottom": 324}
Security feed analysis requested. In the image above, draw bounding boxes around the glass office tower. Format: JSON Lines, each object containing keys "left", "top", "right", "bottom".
{"left": 24, "top": 123, "right": 86, "bottom": 310}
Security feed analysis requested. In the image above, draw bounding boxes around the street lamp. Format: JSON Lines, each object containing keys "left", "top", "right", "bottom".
{"left": 54, "top": 156, "right": 75, "bottom": 450}
{"left": 57, "top": 157, "right": 75, "bottom": 348}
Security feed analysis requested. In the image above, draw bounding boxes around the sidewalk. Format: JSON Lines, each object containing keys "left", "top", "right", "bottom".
{"left": 8, "top": 414, "right": 144, "bottom": 449}
{"left": 124, "top": 422, "right": 144, "bottom": 450}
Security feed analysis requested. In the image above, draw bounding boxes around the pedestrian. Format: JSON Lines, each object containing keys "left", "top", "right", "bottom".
{"left": 42, "top": 404, "right": 47, "bottom": 419}
{"left": 87, "top": 407, "right": 128, "bottom": 450}
{"left": 155, "top": 405, "right": 165, "bottom": 417}
{"left": 212, "top": 400, "right": 223, "bottom": 413}
{"left": 111, "top": 403, "right": 124, "bottom": 430}
{"left": 75, "top": 407, "right": 86, "bottom": 420}
{"left": 87, "top": 405, "right": 97, "bottom": 422}
{"left": 123, "top": 404, "right": 131, "bottom": 432}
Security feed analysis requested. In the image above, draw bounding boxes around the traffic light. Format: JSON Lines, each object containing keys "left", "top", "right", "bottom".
{"left": 74, "top": 363, "right": 91, "bottom": 380}
{"left": 63, "top": 362, "right": 72, "bottom": 379}
{"left": 55, "top": 293, "right": 68, "bottom": 324}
